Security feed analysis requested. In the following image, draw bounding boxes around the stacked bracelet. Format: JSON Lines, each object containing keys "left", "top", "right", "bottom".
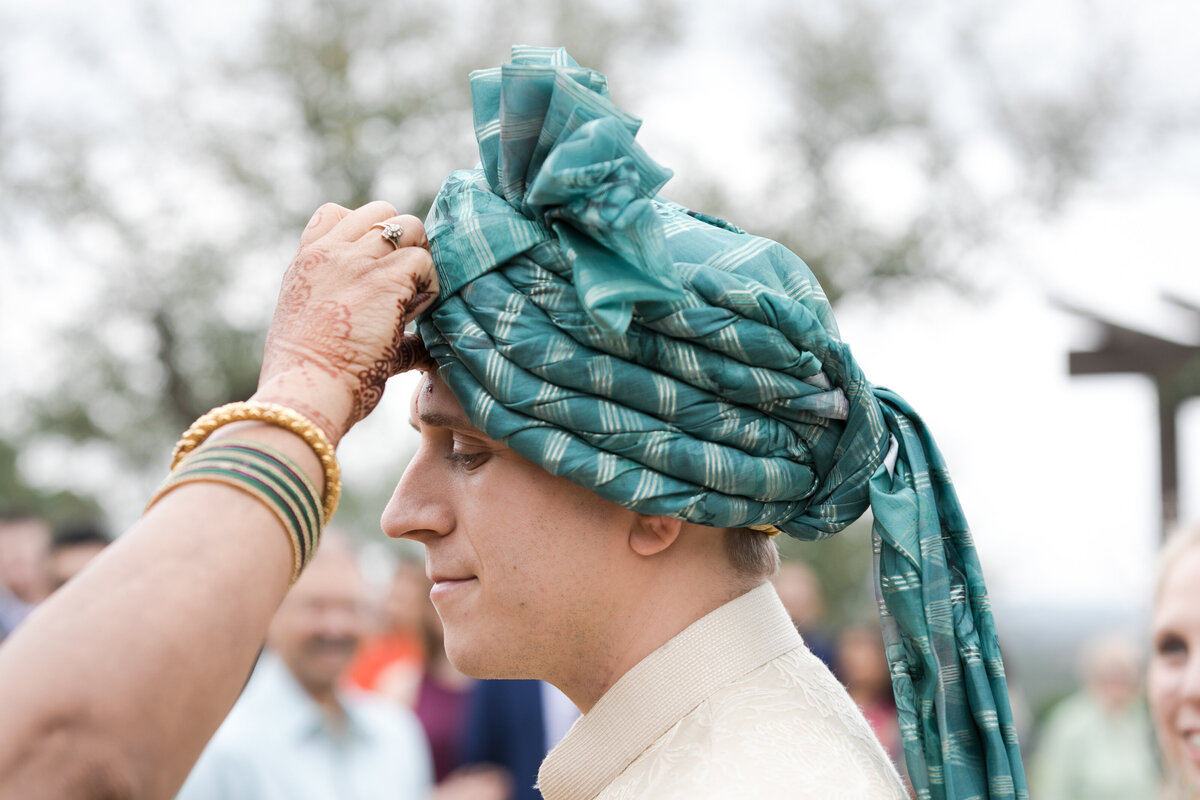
{"left": 147, "top": 440, "right": 324, "bottom": 583}
{"left": 171, "top": 401, "right": 341, "bottom": 523}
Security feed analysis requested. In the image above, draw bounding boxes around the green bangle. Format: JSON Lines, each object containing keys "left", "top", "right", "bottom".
{"left": 146, "top": 440, "right": 326, "bottom": 583}
{"left": 186, "top": 442, "right": 323, "bottom": 557}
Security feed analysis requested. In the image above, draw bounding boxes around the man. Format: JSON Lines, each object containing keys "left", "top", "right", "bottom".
{"left": 389, "top": 372, "right": 905, "bottom": 799}
{"left": 384, "top": 46, "right": 1027, "bottom": 799}
{"left": 176, "top": 534, "right": 433, "bottom": 800}
{"left": 47, "top": 522, "right": 111, "bottom": 592}
{"left": 1032, "top": 633, "right": 1160, "bottom": 799}
{"left": 0, "top": 512, "right": 52, "bottom": 639}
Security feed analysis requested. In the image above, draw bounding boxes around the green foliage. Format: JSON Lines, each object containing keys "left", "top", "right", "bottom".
{"left": 778, "top": 518, "right": 879, "bottom": 629}
{"left": 0, "top": 440, "right": 103, "bottom": 526}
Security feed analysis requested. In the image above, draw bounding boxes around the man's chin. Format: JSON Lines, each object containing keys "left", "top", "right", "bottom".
{"left": 442, "top": 634, "right": 533, "bottom": 682}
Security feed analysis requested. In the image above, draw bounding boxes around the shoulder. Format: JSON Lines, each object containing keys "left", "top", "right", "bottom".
{"left": 602, "top": 646, "right": 909, "bottom": 800}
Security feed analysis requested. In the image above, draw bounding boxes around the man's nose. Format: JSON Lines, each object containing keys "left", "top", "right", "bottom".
{"left": 381, "top": 442, "right": 454, "bottom": 542}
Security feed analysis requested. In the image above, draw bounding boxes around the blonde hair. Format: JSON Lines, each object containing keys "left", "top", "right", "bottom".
{"left": 1154, "top": 522, "right": 1200, "bottom": 606}
{"left": 724, "top": 527, "right": 780, "bottom": 581}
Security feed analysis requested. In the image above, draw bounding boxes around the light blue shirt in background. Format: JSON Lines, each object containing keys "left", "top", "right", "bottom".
{"left": 176, "top": 652, "right": 432, "bottom": 800}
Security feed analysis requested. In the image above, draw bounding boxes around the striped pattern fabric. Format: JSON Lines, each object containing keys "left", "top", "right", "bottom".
{"left": 419, "top": 46, "right": 1027, "bottom": 799}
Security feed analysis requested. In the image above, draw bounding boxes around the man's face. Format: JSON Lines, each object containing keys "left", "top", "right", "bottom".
{"left": 382, "top": 374, "right": 636, "bottom": 684}
{"left": 266, "top": 549, "right": 366, "bottom": 697}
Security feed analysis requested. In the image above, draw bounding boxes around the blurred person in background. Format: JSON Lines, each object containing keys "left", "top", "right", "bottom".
{"left": 413, "top": 577, "right": 475, "bottom": 783}
{"left": 176, "top": 533, "right": 433, "bottom": 800}
{"left": 414, "top": 573, "right": 512, "bottom": 800}
{"left": 350, "top": 558, "right": 511, "bottom": 799}
{"left": 347, "top": 558, "right": 430, "bottom": 706}
{"left": 463, "top": 678, "right": 580, "bottom": 800}
{"left": 1032, "top": 632, "right": 1159, "bottom": 799}
{"left": 0, "top": 511, "right": 52, "bottom": 640}
{"left": 836, "top": 624, "right": 903, "bottom": 770}
{"left": 47, "top": 521, "right": 111, "bottom": 592}
{"left": 0, "top": 46, "right": 1028, "bottom": 798}
{"left": 773, "top": 559, "right": 837, "bottom": 671}
{"left": 1150, "top": 523, "right": 1200, "bottom": 799}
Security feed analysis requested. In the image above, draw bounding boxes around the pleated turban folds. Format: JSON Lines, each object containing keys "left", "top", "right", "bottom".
{"left": 419, "top": 46, "right": 1027, "bottom": 800}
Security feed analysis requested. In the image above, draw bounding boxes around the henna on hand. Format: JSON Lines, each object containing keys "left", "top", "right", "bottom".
{"left": 343, "top": 290, "right": 435, "bottom": 430}
{"left": 258, "top": 205, "right": 437, "bottom": 442}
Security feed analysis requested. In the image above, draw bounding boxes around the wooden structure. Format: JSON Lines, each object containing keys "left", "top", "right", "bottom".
{"left": 1061, "top": 295, "right": 1200, "bottom": 540}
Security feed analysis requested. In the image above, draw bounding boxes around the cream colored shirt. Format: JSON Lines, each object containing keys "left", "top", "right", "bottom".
{"left": 537, "top": 583, "right": 909, "bottom": 800}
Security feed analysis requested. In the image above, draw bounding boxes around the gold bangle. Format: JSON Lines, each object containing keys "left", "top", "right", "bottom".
{"left": 172, "top": 401, "right": 341, "bottom": 522}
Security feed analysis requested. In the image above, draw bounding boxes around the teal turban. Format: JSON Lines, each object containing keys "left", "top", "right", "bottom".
{"left": 420, "top": 45, "right": 1027, "bottom": 800}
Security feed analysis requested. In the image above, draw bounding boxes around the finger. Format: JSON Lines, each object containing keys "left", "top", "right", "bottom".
{"left": 390, "top": 334, "right": 435, "bottom": 375}
{"left": 326, "top": 200, "right": 400, "bottom": 242}
{"left": 364, "top": 214, "right": 428, "bottom": 255}
{"left": 299, "top": 203, "right": 351, "bottom": 247}
{"left": 376, "top": 246, "right": 439, "bottom": 308}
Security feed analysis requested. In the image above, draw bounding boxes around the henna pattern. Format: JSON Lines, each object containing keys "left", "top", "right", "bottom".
{"left": 263, "top": 247, "right": 358, "bottom": 380}
{"left": 343, "top": 288, "right": 435, "bottom": 431}
{"left": 304, "top": 207, "right": 327, "bottom": 233}
{"left": 265, "top": 240, "right": 438, "bottom": 439}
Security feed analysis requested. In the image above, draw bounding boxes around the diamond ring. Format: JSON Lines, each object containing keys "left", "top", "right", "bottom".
{"left": 372, "top": 221, "right": 405, "bottom": 250}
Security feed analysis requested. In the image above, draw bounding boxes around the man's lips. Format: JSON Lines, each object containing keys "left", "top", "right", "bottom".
{"left": 429, "top": 574, "right": 478, "bottom": 599}
{"left": 428, "top": 570, "right": 475, "bottom": 584}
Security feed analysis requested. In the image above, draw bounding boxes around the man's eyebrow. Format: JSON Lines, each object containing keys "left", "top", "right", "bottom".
{"left": 411, "top": 410, "right": 475, "bottom": 432}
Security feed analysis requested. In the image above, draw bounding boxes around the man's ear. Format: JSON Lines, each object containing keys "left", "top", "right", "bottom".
{"left": 629, "top": 515, "right": 683, "bottom": 557}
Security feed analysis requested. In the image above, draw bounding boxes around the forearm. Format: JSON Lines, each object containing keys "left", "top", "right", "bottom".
{"left": 0, "top": 203, "right": 433, "bottom": 799}
{"left": 0, "top": 424, "right": 313, "bottom": 800}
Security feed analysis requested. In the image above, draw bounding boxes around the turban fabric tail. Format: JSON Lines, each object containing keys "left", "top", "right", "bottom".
{"left": 419, "top": 45, "right": 1028, "bottom": 800}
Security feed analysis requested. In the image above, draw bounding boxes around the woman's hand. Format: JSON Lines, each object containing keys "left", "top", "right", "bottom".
{"left": 255, "top": 201, "right": 438, "bottom": 445}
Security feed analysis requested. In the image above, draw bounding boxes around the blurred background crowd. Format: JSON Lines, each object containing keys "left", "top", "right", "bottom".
{"left": 0, "top": 510, "right": 1180, "bottom": 798}
{"left": 2, "top": 0, "right": 1199, "bottom": 797}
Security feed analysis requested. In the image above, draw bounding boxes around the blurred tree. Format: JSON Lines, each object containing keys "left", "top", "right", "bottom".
{"left": 687, "top": 0, "right": 1154, "bottom": 302}
{"left": 0, "top": 440, "right": 103, "bottom": 527}
{"left": 0, "top": 0, "right": 680, "bottom": 533}
{"left": 0, "top": 0, "right": 1184, "bottom": 541}
{"left": 777, "top": 518, "right": 879, "bottom": 629}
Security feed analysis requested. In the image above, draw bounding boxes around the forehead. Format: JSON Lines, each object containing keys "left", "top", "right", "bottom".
{"left": 411, "top": 373, "right": 489, "bottom": 437}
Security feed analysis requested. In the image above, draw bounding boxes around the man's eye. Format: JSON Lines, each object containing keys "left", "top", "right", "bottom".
{"left": 446, "top": 451, "right": 486, "bottom": 469}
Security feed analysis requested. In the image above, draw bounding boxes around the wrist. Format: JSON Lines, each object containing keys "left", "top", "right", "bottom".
{"left": 251, "top": 374, "right": 355, "bottom": 447}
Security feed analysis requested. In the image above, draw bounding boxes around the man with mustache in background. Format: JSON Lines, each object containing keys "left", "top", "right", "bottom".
{"left": 175, "top": 534, "right": 433, "bottom": 800}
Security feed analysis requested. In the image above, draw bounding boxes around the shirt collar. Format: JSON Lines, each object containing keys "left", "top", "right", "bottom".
{"left": 537, "top": 582, "right": 801, "bottom": 800}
